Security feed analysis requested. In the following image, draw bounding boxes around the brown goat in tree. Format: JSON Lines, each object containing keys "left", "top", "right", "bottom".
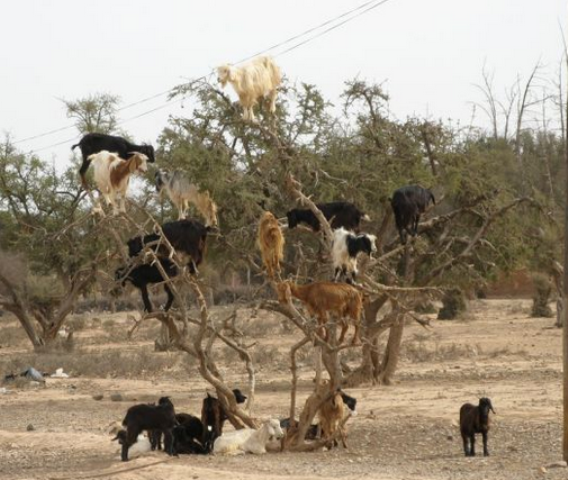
{"left": 257, "top": 211, "right": 284, "bottom": 279}
{"left": 277, "top": 281, "right": 362, "bottom": 345}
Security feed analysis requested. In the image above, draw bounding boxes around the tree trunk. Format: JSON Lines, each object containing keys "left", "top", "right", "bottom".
{"left": 343, "top": 296, "right": 388, "bottom": 387}
{"left": 155, "top": 322, "right": 174, "bottom": 351}
{"left": 377, "top": 313, "right": 405, "bottom": 385}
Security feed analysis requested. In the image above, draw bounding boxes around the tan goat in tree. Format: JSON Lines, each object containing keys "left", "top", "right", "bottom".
{"left": 217, "top": 56, "right": 282, "bottom": 122}
{"left": 277, "top": 281, "right": 362, "bottom": 345}
{"left": 257, "top": 211, "right": 284, "bottom": 279}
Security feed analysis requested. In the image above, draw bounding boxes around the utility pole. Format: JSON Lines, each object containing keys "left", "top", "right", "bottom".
{"left": 564, "top": 25, "right": 568, "bottom": 460}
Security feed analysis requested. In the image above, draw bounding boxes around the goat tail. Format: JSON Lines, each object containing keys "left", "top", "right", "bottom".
{"left": 71, "top": 143, "right": 79, "bottom": 151}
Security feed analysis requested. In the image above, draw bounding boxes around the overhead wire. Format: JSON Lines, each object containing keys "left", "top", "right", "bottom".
{"left": 23, "top": 0, "right": 394, "bottom": 155}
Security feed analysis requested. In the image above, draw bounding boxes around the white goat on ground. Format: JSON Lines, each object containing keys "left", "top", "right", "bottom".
{"left": 213, "top": 418, "right": 283, "bottom": 455}
{"left": 88, "top": 150, "right": 148, "bottom": 215}
{"left": 154, "top": 170, "right": 218, "bottom": 227}
{"left": 217, "top": 56, "right": 282, "bottom": 121}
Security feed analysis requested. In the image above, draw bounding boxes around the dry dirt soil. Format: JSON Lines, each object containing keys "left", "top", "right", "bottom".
{"left": 0, "top": 298, "right": 566, "bottom": 480}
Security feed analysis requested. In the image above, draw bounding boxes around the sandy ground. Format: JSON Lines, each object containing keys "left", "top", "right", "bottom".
{"left": 0, "top": 298, "right": 566, "bottom": 480}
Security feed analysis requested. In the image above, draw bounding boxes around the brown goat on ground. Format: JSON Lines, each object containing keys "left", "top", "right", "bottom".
{"left": 277, "top": 281, "right": 362, "bottom": 344}
{"left": 257, "top": 211, "right": 284, "bottom": 279}
{"left": 317, "top": 384, "right": 347, "bottom": 449}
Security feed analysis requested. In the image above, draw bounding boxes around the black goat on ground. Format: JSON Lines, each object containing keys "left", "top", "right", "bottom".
{"left": 390, "top": 185, "right": 435, "bottom": 245}
{"left": 201, "top": 389, "right": 248, "bottom": 442}
{"left": 151, "top": 413, "right": 213, "bottom": 454}
{"left": 114, "top": 258, "right": 178, "bottom": 313}
{"left": 72, "top": 133, "right": 155, "bottom": 188}
{"left": 119, "top": 396, "right": 177, "bottom": 461}
{"left": 127, "top": 219, "right": 211, "bottom": 274}
{"left": 459, "top": 397, "right": 495, "bottom": 457}
{"left": 287, "top": 201, "right": 370, "bottom": 233}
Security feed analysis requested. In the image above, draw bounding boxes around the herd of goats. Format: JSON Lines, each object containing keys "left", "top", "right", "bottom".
{"left": 61, "top": 55, "right": 496, "bottom": 460}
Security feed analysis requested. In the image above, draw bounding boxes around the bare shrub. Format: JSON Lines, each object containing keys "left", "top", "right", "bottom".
{"left": 403, "top": 340, "right": 482, "bottom": 363}
{"left": 220, "top": 344, "right": 240, "bottom": 364}
{"left": 35, "top": 335, "right": 75, "bottom": 353}
{"left": 531, "top": 273, "right": 554, "bottom": 318}
{"left": 0, "top": 325, "right": 28, "bottom": 345}
{"left": 253, "top": 344, "right": 283, "bottom": 367}
{"left": 244, "top": 315, "right": 282, "bottom": 337}
{"left": 103, "top": 319, "right": 116, "bottom": 328}
{"left": 0, "top": 348, "right": 176, "bottom": 380}
{"left": 69, "top": 315, "right": 88, "bottom": 331}
{"left": 438, "top": 288, "right": 467, "bottom": 320}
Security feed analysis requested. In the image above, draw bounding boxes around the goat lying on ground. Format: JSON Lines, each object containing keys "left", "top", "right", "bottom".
{"left": 72, "top": 133, "right": 155, "bottom": 189}
{"left": 213, "top": 418, "right": 283, "bottom": 455}
{"left": 460, "top": 397, "right": 495, "bottom": 457}
{"left": 287, "top": 201, "right": 370, "bottom": 233}
{"left": 112, "top": 430, "right": 152, "bottom": 459}
{"left": 217, "top": 56, "right": 281, "bottom": 121}
{"left": 331, "top": 227, "right": 377, "bottom": 284}
{"left": 155, "top": 170, "right": 219, "bottom": 226}
{"left": 119, "top": 396, "right": 177, "bottom": 461}
{"left": 277, "top": 281, "right": 362, "bottom": 345}
{"left": 201, "top": 389, "right": 248, "bottom": 443}
{"left": 257, "top": 211, "right": 284, "bottom": 279}
{"left": 127, "top": 219, "right": 211, "bottom": 274}
{"left": 88, "top": 150, "right": 148, "bottom": 215}
{"left": 114, "top": 257, "right": 178, "bottom": 312}
{"left": 390, "top": 185, "right": 435, "bottom": 244}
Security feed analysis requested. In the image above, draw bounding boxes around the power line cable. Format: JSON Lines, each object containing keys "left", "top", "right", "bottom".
{"left": 25, "top": 0, "right": 393, "bottom": 154}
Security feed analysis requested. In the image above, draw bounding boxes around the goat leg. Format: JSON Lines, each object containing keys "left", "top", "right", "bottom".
{"left": 338, "top": 322, "right": 348, "bottom": 344}
{"left": 163, "top": 430, "right": 175, "bottom": 456}
{"left": 79, "top": 159, "right": 91, "bottom": 190}
{"left": 469, "top": 434, "right": 476, "bottom": 456}
{"left": 163, "top": 284, "right": 175, "bottom": 311}
{"left": 351, "top": 322, "right": 361, "bottom": 346}
{"left": 140, "top": 285, "right": 154, "bottom": 312}
{"left": 461, "top": 434, "right": 469, "bottom": 456}
{"left": 482, "top": 432, "right": 489, "bottom": 456}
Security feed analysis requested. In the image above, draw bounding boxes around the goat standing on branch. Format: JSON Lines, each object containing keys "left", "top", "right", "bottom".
{"left": 72, "top": 133, "right": 155, "bottom": 189}
{"left": 114, "top": 258, "right": 178, "bottom": 312}
{"left": 127, "top": 219, "right": 211, "bottom": 274}
{"left": 257, "top": 211, "right": 284, "bottom": 280}
{"left": 287, "top": 201, "right": 370, "bottom": 233}
{"left": 277, "top": 280, "right": 362, "bottom": 345}
{"left": 391, "top": 185, "right": 435, "bottom": 244}
{"left": 88, "top": 150, "right": 148, "bottom": 215}
{"left": 332, "top": 227, "right": 377, "bottom": 284}
{"left": 155, "top": 170, "right": 219, "bottom": 227}
{"left": 217, "top": 56, "right": 282, "bottom": 122}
